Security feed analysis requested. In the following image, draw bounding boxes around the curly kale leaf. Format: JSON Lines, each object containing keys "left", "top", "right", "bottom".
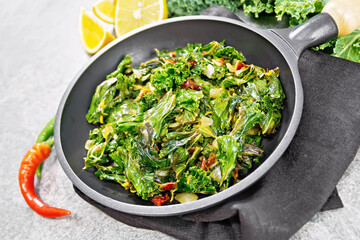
{"left": 175, "top": 89, "right": 204, "bottom": 123}
{"left": 177, "top": 166, "right": 217, "bottom": 194}
{"left": 150, "top": 59, "right": 191, "bottom": 95}
{"left": 167, "top": 0, "right": 240, "bottom": 17}
{"left": 150, "top": 68, "right": 174, "bottom": 95}
{"left": 115, "top": 73, "right": 136, "bottom": 101}
{"left": 138, "top": 92, "right": 159, "bottom": 112}
{"left": 274, "top": 0, "right": 324, "bottom": 26}
{"left": 240, "top": 0, "right": 274, "bottom": 18}
{"left": 176, "top": 89, "right": 204, "bottom": 112}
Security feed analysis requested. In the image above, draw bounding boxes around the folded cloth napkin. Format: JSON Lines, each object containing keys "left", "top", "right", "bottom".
{"left": 74, "top": 8, "right": 360, "bottom": 240}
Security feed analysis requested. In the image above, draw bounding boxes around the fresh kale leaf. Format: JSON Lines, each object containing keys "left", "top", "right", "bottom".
{"left": 177, "top": 166, "right": 217, "bottom": 194}
{"left": 274, "top": 0, "right": 323, "bottom": 27}
{"left": 332, "top": 28, "right": 360, "bottom": 63}
{"left": 86, "top": 77, "right": 117, "bottom": 124}
{"left": 240, "top": 0, "right": 274, "bottom": 18}
{"left": 166, "top": 0, "right": 239, "bottom": 17}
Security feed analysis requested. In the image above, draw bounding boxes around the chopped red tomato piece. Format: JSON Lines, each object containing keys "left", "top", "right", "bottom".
{"left": 152, "top": 194, "right": 170, "bottom": 206}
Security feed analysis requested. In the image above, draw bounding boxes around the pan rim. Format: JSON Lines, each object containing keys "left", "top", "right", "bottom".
{"left": 55, "top": 15, "right": 304, "bottom": 216}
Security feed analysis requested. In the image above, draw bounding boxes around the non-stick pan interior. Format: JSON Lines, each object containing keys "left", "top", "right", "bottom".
{"left": 58, "top": 18, "right": 296, "bottom": 209}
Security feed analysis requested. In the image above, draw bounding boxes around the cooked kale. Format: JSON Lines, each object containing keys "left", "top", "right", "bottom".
{"left": 84, "top": 41, "right": 285, "bottom": 205}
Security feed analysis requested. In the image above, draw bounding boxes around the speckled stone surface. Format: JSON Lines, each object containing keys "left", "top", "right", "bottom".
{"left": 1, "top": 1, "right": 359, "bottom": 239}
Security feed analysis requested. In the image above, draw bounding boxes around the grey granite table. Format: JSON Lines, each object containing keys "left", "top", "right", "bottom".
{"left": 1, "top": 1, "right": 359, "bottom": 239}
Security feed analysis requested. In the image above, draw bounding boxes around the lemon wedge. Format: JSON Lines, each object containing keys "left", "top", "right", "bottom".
{"left": 115, "top": 0, "right": 168, "bottom": 37}
{"left": 79, "top": 8, "right": 115, "bottom": 54}
{"left": 93, "top": 0, "right": 116, "bottom": 24}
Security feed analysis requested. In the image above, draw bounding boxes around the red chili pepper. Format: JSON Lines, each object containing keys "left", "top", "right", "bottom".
{"left": 159, "top": 182, "right": 176, "bottom": 191}
{"left": 19, "top": 142, "right": 71, "bottom": 218}
{"left": 152, "top": 194, "right": 170, "bottom": 206}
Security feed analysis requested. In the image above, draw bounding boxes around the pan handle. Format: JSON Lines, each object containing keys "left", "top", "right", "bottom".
{"left": 322, "top": 0, "right": 360, "bottom": 37}
{"left": 272, "top": 0, "right": 360, "bottom": 57}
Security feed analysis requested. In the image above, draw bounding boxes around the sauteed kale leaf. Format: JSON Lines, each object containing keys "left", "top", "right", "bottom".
{"left": 84, "top": 41, "right": 285, "bottom": 205}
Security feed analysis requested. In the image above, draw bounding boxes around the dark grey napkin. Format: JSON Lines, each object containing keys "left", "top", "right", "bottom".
{"left": 74, "top": 8, "right": 360, "bottom": 240}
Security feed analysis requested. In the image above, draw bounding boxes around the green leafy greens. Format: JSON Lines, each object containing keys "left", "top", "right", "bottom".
{"left": 84, "top": 41, "right": 285, "bottom": 205}
{"left": 166, "top": 0, "right": 360, "bottom": 63}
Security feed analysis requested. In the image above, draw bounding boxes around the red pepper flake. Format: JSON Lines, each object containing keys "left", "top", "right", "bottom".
{"left": 207, "top": 153, "right": 217, "bottom": 167}
{"left": 191, "top": 84, "right": 202, "bottom": 91}
{"left": 180, "top": 79, "right": 191, "bottom": 90}
{"left": 235, "top": 61, "right": 247, "bottom": 70}
{"left": 159, "top": 182, "right": 176, "bottom": 191}
{"left": 167, "top": 52, "right": 176, "bottom": 58}
{"left": 152, "top": 194, "right": 170, "bottom": 206}
{"left": 180, "top": 79, "right": 202, "bottom": 91}
{"left": 231, "top": 165, "right": 241, "bottom": 179}
{"left": 187, "top": 60, "right": 196, "bottom": 67}
{"left": 200, "top": 156, "right": 207, "bottom": 170}
{"left": 200, "top": 153, "right": 217, "bottom": 171}
{"left": 188, "top": 147, "right": 196, "bottom": 154}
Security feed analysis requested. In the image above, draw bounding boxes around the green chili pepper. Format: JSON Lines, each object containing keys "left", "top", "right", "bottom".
{"left": 36, "top": 116, "right": 55, "bottom": 178}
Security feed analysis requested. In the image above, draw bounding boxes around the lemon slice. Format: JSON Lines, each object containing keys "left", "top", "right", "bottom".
{"left": 93, "top": 0, "right": 116, "bottom": 24}
{"left": 79, "top": 8, "right": 115, "bottom": 54}
{"left": 115, "top": 0, "right": 168, "bottom": 37}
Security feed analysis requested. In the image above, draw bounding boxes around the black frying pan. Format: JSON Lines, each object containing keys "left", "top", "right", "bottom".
{"left": 55, "top": 0, "right": 360, "bottom": 216}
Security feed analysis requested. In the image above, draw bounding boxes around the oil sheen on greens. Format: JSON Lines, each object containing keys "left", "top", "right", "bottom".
{"left": 84, "top": 41, "right": 285, "bottom": 205}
